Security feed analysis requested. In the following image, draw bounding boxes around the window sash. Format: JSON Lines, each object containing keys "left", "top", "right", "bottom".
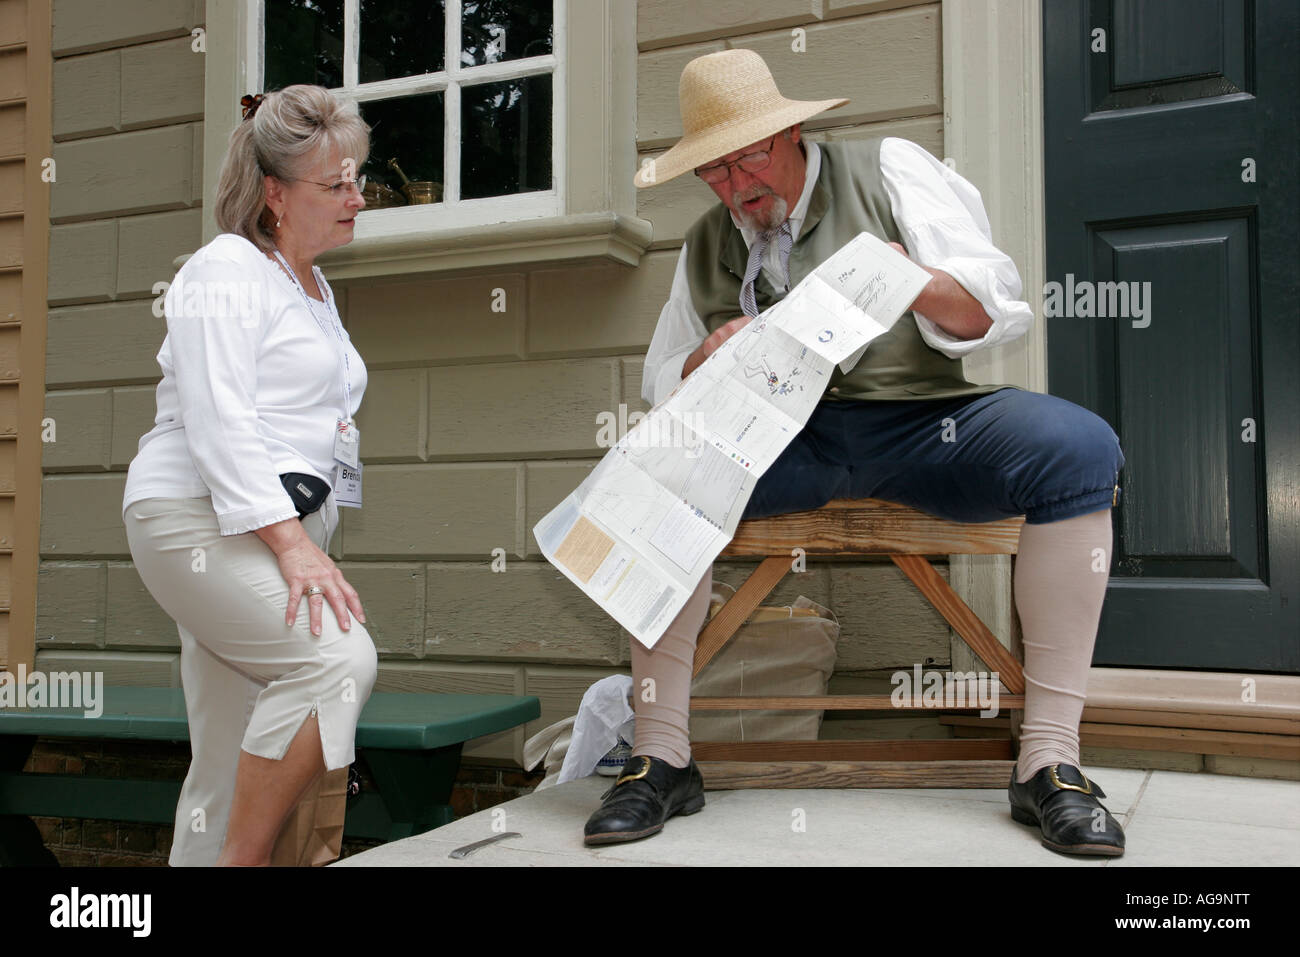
{"left": 247, "top": 0, "right": 563, "bottom": 214}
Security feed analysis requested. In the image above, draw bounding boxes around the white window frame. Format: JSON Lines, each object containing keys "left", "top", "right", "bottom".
{"left": 247, "top": 0, "right": 564, "bottom": 231}
{"left": 200, "top": 0, "right": 649, "bottom": 279}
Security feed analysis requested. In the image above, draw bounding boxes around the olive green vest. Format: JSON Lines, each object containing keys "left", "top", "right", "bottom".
{"left": 683, "top": 138, "right": 1013, "bottom": 402}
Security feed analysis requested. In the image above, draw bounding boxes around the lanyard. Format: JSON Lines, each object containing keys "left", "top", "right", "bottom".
{"left": 271, "top": 248, "right": 353, "bottom": 420}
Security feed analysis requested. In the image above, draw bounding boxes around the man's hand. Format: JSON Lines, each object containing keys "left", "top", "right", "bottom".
{"left": 887, "top": 241, "right": 992, "bottom": 340}
{"left": 682, "top": 315, "right": 754, "bottom": 378}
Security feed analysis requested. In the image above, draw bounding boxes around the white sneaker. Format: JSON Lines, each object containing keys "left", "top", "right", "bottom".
{"left": 595, "top": 737, "right": 633, "bottom": 776}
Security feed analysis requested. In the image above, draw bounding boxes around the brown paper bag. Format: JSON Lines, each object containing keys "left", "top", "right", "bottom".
{"left": 689, "top": 582, "right": 840, "bottom": 743}
{"left": 269, "top": 767, "right": 349, "bottom": 866}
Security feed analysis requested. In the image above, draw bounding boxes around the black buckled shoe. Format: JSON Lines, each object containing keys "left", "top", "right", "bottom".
{"left": 1009, "top": 763, "right": 1125, "bottom": 857}
{"left": 583, "top": 754, "right": 705, "bottom": 846}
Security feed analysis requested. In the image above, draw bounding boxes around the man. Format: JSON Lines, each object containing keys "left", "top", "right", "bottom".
{"left": 582, "top": 49, "right": 1127, "bottom": 857}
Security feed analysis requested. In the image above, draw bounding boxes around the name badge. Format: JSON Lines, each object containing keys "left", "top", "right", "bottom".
{"left": 333, "top": 461, "right": 362, "bottom": 508}
{"left": 334, "top": 419, "right": 361, "bottom": 469}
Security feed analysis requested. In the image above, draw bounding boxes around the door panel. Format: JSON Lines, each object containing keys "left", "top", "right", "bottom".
{"left": 1044, "top": 0, "right": 1298, "bottom": 671}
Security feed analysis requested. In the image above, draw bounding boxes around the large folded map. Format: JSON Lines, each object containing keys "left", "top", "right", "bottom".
{"left": 533, "top": 232, "right": 933, "bottom": 648}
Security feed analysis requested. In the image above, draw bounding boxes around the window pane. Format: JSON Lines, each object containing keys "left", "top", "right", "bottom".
{"left": 265, "top": 0, "right": 344, "bottom": 90}
{"left": 359, "top": 1, "right": 445, "bottom": 83}
{"left": 461, "top": 0, "right": 552, "bottom": 67}
{"left": 359, "top": 93, "right": 446, "bottom": 208}
{"left": 460, "top": 75, "right": 551, "bottom": 200}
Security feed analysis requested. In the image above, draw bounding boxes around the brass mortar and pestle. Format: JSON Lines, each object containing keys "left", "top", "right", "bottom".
{"left": 387, "top": 158, "right": 443, "bottom": 204}
{"left": 361, "top": 174, "right": 406, "bottom": 209}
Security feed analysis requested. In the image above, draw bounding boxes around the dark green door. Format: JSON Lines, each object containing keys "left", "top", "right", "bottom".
{"left": 1043, "top": 0, "right": 1299, "bottom": 672}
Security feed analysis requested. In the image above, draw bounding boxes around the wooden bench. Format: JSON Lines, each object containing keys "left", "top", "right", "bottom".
{"left": 690, "top": 498, "right": 1026, "bottom": 789}
{"left": 0, "top": 686, "right": 539, "bottom": 865}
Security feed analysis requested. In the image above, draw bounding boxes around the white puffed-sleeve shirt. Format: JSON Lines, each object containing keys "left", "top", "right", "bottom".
{"left": 642, "top": 138, "right": 1034, "bottom": 406}
{"left": 122, "top": 233, "right": 367, "bottom": 536}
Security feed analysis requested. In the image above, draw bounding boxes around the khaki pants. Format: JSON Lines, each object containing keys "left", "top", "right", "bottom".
{"left": 124, "top": 495, "right": 377, "bottom": 866}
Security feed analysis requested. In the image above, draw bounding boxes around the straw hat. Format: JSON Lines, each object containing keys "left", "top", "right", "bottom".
{"left": 634, "top": 48, "right": 848, "bottom": 189}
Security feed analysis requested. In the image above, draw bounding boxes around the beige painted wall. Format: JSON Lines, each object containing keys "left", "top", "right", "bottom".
{"left": 36, "top": 0, "right": 207, "bottom": 686}
{"left": 38, "top": 0, "right": 957, "bottom": 764}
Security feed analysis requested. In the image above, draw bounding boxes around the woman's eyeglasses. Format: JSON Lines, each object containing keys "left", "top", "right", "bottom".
{"left": 298, "top": 175, "right": 368, "bottom": 195}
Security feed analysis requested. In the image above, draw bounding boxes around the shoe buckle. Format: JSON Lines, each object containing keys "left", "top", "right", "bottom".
{"left": 1048, "top": 764, "right": 1093, "bottom": 795}
{"left": 616, "top": 756, "right": 652, "bottom": 787}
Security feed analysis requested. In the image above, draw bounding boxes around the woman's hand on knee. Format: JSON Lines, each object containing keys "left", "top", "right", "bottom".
{"left": 255, "top": 519, "right": 366, "bottom": 636}
{"left": 281, "top": 542, "right": 366, "bottom": 637}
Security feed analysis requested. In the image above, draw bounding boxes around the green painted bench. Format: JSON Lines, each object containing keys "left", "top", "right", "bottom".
{"left": 0, "top": 686, "right": 540, "bottom": 865}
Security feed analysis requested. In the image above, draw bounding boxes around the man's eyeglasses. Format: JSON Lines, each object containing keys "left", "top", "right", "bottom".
{"left": 694, "top": 136, "right": 777, "bottom": 184}
{"left": 297, "top": 175, "right": 367, "bottom": 196}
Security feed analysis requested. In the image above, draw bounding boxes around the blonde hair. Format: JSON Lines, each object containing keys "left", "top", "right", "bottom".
{"left": 214, "top": 85, "right": 371, "bottom": 252}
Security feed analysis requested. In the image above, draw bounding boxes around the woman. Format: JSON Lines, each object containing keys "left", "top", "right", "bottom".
{"left": 122, "top": 85, "right": 377, "bottom": 866}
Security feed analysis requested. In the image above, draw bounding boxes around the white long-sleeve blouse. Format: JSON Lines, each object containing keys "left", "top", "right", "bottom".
{"left": 122, "top": 233, "right": 367, "bottom": 536}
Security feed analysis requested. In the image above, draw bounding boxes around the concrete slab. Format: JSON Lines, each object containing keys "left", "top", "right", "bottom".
{"left": 1109, "top": 816, "right": 1300, "bottom": 867}
{"left": 1133, "top": 770, "right": 1300, "bottom": 830}
{"left": 336, "top": 762, "right": 1294, "bottom": 867}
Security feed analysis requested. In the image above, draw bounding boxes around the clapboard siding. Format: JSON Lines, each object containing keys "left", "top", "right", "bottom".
{"left": 0, "top": 441, "right": 16, "bottom": 492}
{"left": 0, "top": 0, "right": 41, "bottom": 671}
{"left": 0, "top": 104, "right": 27, "bottom": 160}
{"left": 0, "top": 155, "right": 24, "bottom": 214}
{"left": 0, "top": 0, "right": 25, "bottom": 46}
{"left": 0, "top": 48, "right": 25, "bottom": 103}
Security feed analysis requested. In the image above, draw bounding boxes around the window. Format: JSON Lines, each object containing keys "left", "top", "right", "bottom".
{"left": 204, "top": 1, "right": 647, "bottom": 276}
{"left": 255, "top": 0, "right": 559, "bottom": 227}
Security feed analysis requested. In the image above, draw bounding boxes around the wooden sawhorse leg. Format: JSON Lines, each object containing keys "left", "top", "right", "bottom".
{"left": 692, "top": 556, "right": 791, "bottom": 677}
